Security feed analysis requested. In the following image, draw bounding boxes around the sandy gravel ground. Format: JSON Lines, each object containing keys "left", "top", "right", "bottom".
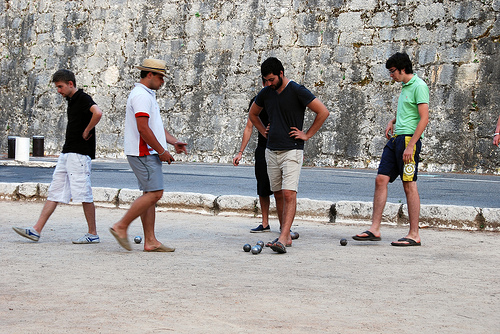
{"left": 1, "top": 201, "right": 499, "bottom": 333}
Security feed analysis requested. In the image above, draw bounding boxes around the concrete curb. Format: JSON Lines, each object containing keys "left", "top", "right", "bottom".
{"left": 1, "top": 182, "right": 499, "bottom": 232}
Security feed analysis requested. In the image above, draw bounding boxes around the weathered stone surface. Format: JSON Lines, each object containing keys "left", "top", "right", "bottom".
{"left": 0, "top": 182, "right": 18, "bottom": 200}
{"left": 1, "top": 0, "right": 499, "bottom": 173}
{"left": 92, "top": 187, "right": 119, "bottom": 207}
{"left": 296, "top": 198, "right": 334, "bottom": 222}
{"left": 481, "top": 208, "right": 500, "bottom": 231}
{"left": 17, "top": 182, "right": 39, "bottom": 199}
{"left": 117, "top": 188, "right": 142, "bottom": 208}
{"left": 335, "top": 201, "right": 400, "bottom": 224}
{"left": 216, "top": 195, "right": 257, "bottom": 215}
{"left": 413, "top": 204, "right": 480, "bottom": 230}
{"left": 158, "top": 192, "right": 216, "bottom": 213}
{"left": 38, "top": 183, "right": 50, "bottom": 198}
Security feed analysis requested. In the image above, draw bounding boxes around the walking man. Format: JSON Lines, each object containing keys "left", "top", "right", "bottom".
{"left": 353, "top": 52, "right": 429, "bottom": 246}
{"left": 249, "top": 57, "right": 329, "bottom": 253}
{"left": 110, "top": 58, "right": 187, "bottom": 252}
{"left": 13, "top": 69, "right": 103, "bottom": 243}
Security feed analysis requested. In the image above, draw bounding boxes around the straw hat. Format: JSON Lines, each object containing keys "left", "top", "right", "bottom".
{"left": 135, "top": 59, "right": 167, "bottom": 76}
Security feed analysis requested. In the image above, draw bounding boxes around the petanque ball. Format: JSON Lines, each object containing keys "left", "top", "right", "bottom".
{"left": 256, "top": 241, "right": 264, "bottom": 248}
{"left": 251, "top": 245, "right": 261, "bottom": 254}
{"left": 243, "top": 243, "right": 252, "bottom": 252}
{"left": 134, "top": 236, "right": 142, "bottom": 244}
{"left": 340, "top": 238, "right": 348, "bottom": 246}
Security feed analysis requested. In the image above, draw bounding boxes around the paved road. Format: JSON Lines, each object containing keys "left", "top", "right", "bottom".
{"left": 1, "top": 157, "right": 500, "bottom": 208}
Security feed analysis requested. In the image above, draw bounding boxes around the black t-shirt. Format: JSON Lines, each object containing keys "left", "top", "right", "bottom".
{"left": 254, "top": 81, "right": 315, "bottom": 150}
{"left": 61, "top": 89, "right": 97, "bottom": 159}
{"left": 248, "top": 96, "right": 269, "bottom": 148}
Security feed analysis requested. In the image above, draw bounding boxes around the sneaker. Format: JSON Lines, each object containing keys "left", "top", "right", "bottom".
{"left": 250, "top": 224, "right": 271, "bottom": 233}
{"left": 72, "top": 233, "right": 100, "bottom": 244}
{"left": 12, "top": 227, "right": 40, "bottom": 241}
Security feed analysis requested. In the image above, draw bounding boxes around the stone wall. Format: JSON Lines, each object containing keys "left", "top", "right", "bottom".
{"left": 1, "top": 0, "right": 499, "bottom": 173}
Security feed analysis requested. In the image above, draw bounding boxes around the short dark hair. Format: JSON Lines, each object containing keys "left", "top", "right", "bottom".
{"left": 140, "top": 70, "right": 163, "bottom": 79}
{"left": 386, "top": 52, "right": 413, "bottom": 74}
{"left": 261, "top": 57, "right": 284, "bottom": 77}
{"left": 52, "top": 69, "right": 76, "bottom": 86}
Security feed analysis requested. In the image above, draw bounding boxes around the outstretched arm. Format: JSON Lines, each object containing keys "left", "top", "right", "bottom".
{"left": 233, "top": 118, "right": 253, "bottom": 166}
{"left": 164, "top": 129, "right": 188, "bottom": 154}
{"left": 493, "top": 114, "right": 500, "bottom": 146}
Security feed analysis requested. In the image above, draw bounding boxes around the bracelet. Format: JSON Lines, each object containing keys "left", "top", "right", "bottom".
{"left": 158, "top": 149, "right": 167, "bottom": 156}
{"left": 238, "top": 151, "right": 243, "bottom": 153}
{"left": 494, "top": 133, "right": 500, "bottom": 137}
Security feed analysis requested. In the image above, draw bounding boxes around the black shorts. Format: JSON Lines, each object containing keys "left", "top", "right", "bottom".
{"left": 378, "top": 135, "right": 421, "bottom": 183}
{"left": 255, "top": 146, "right": 273, "bottom": 197}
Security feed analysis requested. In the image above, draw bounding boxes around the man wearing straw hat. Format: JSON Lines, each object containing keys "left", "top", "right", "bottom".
{"left": 110, "top": 58, "right": 187, "bottom": 252}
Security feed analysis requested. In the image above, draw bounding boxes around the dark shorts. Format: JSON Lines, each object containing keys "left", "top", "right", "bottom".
{"left": 255, "top": 146, "right": 273, "bottom": 197}
{"left": 127, "top": 155, "right": 164, "bottom": 192}
{"left": 378, "top": 135, "right": 421, "bottom": 183}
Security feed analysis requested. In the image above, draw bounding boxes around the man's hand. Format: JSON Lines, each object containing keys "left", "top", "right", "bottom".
{"left": 265, "top": 124, "right": 270, "bottom": 138}
{"left": 159, "top": 151, "right": 175, "bottom": 164}
{"left": 289, "top": 127, "right": 308, "bottom": 141}
{"left": 82, "top": 129, "right": 92, "bottom": 141}
{"left": 233, "top": 152, "right": 242, "bottom": 166}
{"left": 403, "top": 145, "right": 413, "bottom": 164}
{"left": 173, "top": 141, "right": 188, "bottom": 154}
{"left": 494, "top": 134, "right": 500, "bottom": 146}
{"left": 385, "top": 121, "right": 394, "bottom": 139}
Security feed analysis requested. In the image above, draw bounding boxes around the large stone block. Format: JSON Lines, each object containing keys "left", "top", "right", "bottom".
{"left": 117, "top": 188, "right": 142, "bottom": 208}
{"left": 296, "top": 198, "right": 334, "bottom": 222}
{"left": 414, "top": 204, "right": 479, "bottom": 229}
{"left": 17, "top": 182, "right": 39, "bottom": 200}
{"left": 481, "top": 208, "right": 500, "bottom": 231}
{"left": 335, "top": 201, "right": 400, "bottom": 223}
{"left": 158, "top": 192, "right": 217, "bottom": 213}
{"left": 414, "top": 3, "right": 446, "bottom": 25}
{"left": 0, "top": 182, "right": 19, "bottom": 200}
{"left": 216, "top": 195, "right": 257, "bottom": 215}
{"left": 93, "top": 187, "right": 119, "bottom": 207}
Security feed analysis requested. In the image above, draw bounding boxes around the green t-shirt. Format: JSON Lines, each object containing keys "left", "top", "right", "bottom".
{"left": 395, "top": 74, "right": 429, "bottom": 137}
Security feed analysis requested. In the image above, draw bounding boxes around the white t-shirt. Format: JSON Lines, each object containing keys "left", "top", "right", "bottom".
{"left": 124, "top": 83, "right": 167, "bottom": 156}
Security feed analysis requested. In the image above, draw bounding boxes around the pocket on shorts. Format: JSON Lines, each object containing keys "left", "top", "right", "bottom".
{"left": 295, "top": 150, "right": 304, "bottom": 164}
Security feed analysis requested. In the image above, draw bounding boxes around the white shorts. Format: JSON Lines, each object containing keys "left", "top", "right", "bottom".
{"left": 47, "top": 153, "right": 93, "bottom": 204}
{"left": 265, "top": 149, "right": 303, "bottom": 192}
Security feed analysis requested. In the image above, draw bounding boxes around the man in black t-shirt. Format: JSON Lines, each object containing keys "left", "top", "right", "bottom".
{"left": 249, "top": 57, "right": 329, "bottom": 253}
{"left": 13, "top": 69, "right": 103, "bottom": 244}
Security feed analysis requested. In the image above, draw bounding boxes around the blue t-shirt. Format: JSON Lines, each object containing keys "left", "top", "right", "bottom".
{"left": 254, "top": 81, "right": 315, "bottom": 150}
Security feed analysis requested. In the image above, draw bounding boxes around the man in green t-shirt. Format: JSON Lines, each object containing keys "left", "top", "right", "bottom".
{"left": 353, "top": 52, "right": 429, "bottom": 246}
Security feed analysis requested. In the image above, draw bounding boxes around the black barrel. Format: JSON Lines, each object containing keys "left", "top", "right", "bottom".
{"left": 7, "top": 136, "right": 17, "bottom": 159}
{"left": 32, "top": 136, "right": 44, "bottom": 157}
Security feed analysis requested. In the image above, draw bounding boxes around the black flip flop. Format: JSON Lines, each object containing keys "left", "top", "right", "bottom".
{"left": 352, "top": 230, "right": 381, "bottom": 241}
{"left": 266, "top": 238, "right": 278, "bottom": 247}
{"left": 391, "top": 237, "right": 421, "bottom": 247}
{"left": 270, "top": 241, "right": 287, "bottom": 254}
